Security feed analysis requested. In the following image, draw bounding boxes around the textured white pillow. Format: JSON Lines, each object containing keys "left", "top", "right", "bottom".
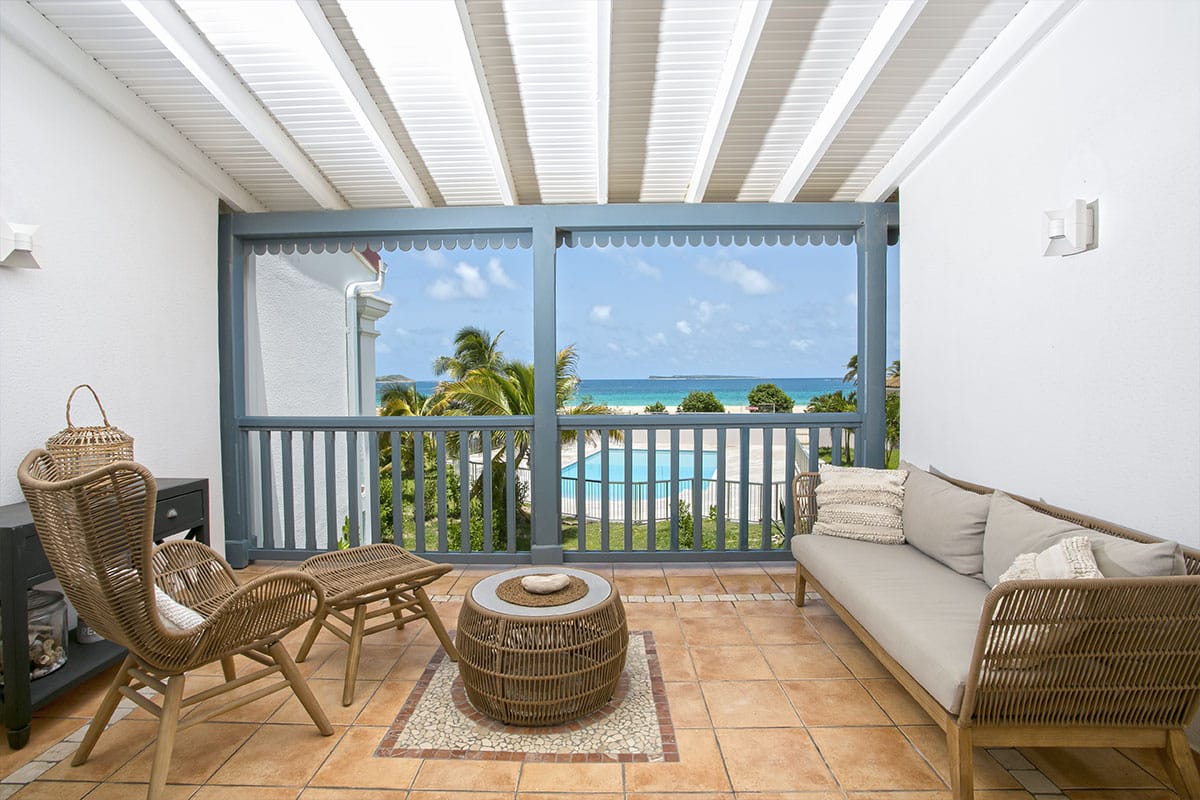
{"left": 154, "top": 586, "right": 205, "bottom": 633}
{"left": 998, "top": 536, "right": 1102, "bottom": 582}
{"left": 811, "top": 462, "right": 909, "bottom": 544}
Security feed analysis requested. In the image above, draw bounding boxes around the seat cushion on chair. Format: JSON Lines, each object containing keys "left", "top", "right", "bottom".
{"left": 792, "top": 534, "right": 991, "bottom": 713}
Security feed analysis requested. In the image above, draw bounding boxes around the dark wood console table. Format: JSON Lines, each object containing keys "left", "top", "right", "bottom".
{"left": 1, "top": 477, "right": 208, "bottom": 749}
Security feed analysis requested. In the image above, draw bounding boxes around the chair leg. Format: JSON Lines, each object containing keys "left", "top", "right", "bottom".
{"left": 295, "top": 607, "right": 328, "bottom": 663}
{"left": 388, "top": 588, "right": 406, "bottom": 625}
{"left": 269, "top": 640, "right": 333, "bottom": 736}
{"left": 72, "top": 655, "right": 136, "bottom": 766}
{"left": 415, "top": 586, "right": 458, "bottom": 661}
{"left": 220, "top": 656, "right": 237, "bottom": 682}
{"left": 342, "top": 603, "right": 368, "bottom": 706}
{"left": 946, "top": 722, "right": 974, "bottom": 800}
{"left": 1164, "top": 729, "right": 1200, "bottom": 800}
{"left": 147, "top": 674, "right": 185, "bottom": 800}
{"left": 794, "top": 564, "right": 807, "bottom": 607}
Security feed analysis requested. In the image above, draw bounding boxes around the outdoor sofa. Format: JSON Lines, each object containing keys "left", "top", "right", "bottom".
{"left": 791, "top": 464, "right": 1200, "bottom": 800}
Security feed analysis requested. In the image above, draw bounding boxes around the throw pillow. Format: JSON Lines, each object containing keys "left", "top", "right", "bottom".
{"left": 998, "top": 536, "right": 1103, "bottom": 582}
{"left": 982, "top": 491, "right": 1186, "bottom": 586}
{"left": 899, "top": 461, "right": 990, "bottom": 578}
{"left": 982, "top": 492, "right": 1093, "bottom": 587}
{"left": 812, "top": 462, "right": 908, "bottom": 544}
{"left": 154, "top": 586, "right": 205, "bottom": 633}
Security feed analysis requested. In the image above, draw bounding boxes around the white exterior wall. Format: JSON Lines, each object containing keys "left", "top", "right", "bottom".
{"left": 899, "top": 1, "right": 1199, "bottom": 546}
{"left": 246, "top": 251, "right": 383, "bottom": 547}
{"left": 0, "top": 40, "right": 225, "bottom": 547}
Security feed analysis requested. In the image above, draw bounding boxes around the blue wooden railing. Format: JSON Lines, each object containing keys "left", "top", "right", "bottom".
{"left": 237, "top": 411, "right": 859, "bottom": 564}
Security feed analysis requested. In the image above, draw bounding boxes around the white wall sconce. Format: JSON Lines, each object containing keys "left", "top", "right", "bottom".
{"left": 1043, "top": 199, "right": 1097, "bottom": 257}
{"left": 0, "top": 221, "right": 40, "bottom": 269}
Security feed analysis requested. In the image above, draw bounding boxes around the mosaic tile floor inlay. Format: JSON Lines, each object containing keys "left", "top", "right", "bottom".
{"left": 376, "top": 631, "right": 677, "bottom": 762}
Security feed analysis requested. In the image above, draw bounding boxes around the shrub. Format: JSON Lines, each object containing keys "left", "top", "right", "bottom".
{"left": 644, "top": 400, "right": 667, "bottom": 413}
{"left": 677, "top": 391, "right": 725, "bottom": 413}
{"left": 747, "top": 383, "right": 794, "bottom": 412}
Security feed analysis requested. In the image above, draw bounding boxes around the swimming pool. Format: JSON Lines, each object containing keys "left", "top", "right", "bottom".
{"left": 559, "top": 448, "right": 715, "bottom": 503}
{"left": 561, "top": 448, "right": 718, "bottom": 485}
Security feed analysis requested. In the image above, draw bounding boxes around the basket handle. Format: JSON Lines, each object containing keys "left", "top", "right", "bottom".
{"left": 65, "top": 384, "right": 111, "bottom": 428}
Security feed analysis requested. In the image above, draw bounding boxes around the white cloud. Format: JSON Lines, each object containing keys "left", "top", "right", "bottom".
{"left": 631, "top": 258, "right": 662, "bottom": 279}
{"left": 394, "top": 327, "right": 410, "bottom": 337}
{"left": 733, "top": 322, "right": 751, "bottom": 333}
{"left": 844, "top": 292, "right": 857, "bottom": 307}
{"left": 689, "top": 297, "right": 729, "bottom": 322}
{"left": 427, "top": 263, "right": 489, "bottom": 301}
{"left": 420, "top": 250, "right": 448, "bottom": 268}
{"left": 698, "top": 256, "right": 775, "bottom": 295}
{"left": 675, "top": 320, "right": 693, "bottom": 335}
{"left": 647, "top": 332, "right": 667, "bottom": 346}
{"left": 790, "top": 338, "right": 814, "bottom": 352}
{"left": 427, "top": 279, "right": 459, "bottom": 301}
{"left": 751, "top": 339, "right": 770, "bottom": 349}
{"left": 606, "top": 342, "right": 621, "bottom": 352}
{"left": 376, "top": 341, "right": 392, "bottom": 354}
{"left": 487, "top": 257, "right": 515, "bottom": 289}
{"left": 590, "top": 304, "right": 613, "bottom": 323}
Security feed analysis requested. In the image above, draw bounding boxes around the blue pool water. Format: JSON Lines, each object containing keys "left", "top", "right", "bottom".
{"left": 561, "top": 448, "right": 717, "bottom": 484}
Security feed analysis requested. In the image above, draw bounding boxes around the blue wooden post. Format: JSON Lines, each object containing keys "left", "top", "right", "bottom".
{"left": 217, "top": 214, "right": 251, "bottom": 567}
{"left": 530, "top": 216, "right": 564, "bottom": 564}
{"left": 856, "top": 204, "right": 888, "bottom": 468}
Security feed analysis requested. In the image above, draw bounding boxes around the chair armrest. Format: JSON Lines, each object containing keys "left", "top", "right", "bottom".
{"left": 185, "top": 571, "right": 325, "bottom": 666}
{"left": 960, "top": 576, "right": 1200, "bottom": 727}
{"left": 792, "top": 473, "right": 819, "bottom": 535}
{"left": 152, "top": 539, "right": 240, "bottom": 608}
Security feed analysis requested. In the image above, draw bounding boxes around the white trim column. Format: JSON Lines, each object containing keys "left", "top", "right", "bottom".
{"left": 357, "top": 293, "right": 392, "bottom": 414}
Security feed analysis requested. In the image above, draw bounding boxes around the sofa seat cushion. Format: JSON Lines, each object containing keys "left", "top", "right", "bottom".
{"left": 792, "top": 534, "right": 992, "bottom": 713}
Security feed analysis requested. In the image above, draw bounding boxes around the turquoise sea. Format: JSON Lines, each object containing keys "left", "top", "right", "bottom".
{"left": 378, "top": 377, "right": 848, "bottom": 410}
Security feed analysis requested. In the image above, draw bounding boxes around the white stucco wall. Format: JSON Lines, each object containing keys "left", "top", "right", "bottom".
{"left": 246, "top": 251, "right": 383, "bottom": 547}
{"left": 0, "top": 39, "right": 225, "bottom": 547}
{"left": 899, "top": 1, "right": 1200, "bottom": 548}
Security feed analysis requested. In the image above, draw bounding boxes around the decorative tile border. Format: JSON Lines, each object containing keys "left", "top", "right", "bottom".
{"left": 375, "top": 631, "right": 677, "bottom": 763}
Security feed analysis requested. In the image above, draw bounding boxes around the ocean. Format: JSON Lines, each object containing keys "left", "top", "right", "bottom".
{"left": 378, "top": 377, "right": 848, "bottom": 410}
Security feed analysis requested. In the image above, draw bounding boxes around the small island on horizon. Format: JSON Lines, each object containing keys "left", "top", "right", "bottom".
{"left": 647, "top": 374, "right": 761, "bottom": 380}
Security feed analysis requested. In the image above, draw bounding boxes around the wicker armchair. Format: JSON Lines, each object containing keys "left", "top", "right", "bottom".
{"left": 18, "top": 450, "right": 333, "bottom": 800}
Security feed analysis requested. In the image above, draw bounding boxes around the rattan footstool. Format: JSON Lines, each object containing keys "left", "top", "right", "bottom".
{"left": 295, "top": 543, "right": 459, "bottom": 705}
{"left": 456, "top": 566, "right": 628, "bottom": 726}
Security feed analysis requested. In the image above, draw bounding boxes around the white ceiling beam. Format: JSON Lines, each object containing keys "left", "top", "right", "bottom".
{"left": 295, "top": 0, "right": 431, "bottom": 208}
{"left": 454, "top": 0, "right": 517, "bottom": 206}
{"left": 0, "top": 1, "right": 265, "bottom": 213}
{"left": 122, "top": 0, "right": 348, "bottom": 210}
{"left": 857, "top": 0, "right": 1079, "bottom": 202}
{"left": 596, "top": 0, "right": 612, "bottom": 205}
{"left": 684, "top": 0, "right": 772, "bottom": 204}
{"left": 770, "top": 0, "right": 927, "bottom": 203}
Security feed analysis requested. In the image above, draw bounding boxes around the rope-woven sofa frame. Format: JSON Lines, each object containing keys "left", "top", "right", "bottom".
{"left": 791, "top": 470, "right": 1200, "bottom": 800}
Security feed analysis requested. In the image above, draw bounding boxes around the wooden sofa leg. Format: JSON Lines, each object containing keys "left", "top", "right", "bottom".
{"left": 1163, "top": 729, "right": 1200, "bottom": 800}
{"left": 794, "top": 564, "right": 807, "bottom": 607}
{"left": 946, "top": 723, "right": 974, "bottom": 800}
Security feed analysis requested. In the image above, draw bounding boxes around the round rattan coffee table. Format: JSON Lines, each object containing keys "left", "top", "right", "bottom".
{"left": 456, "top": 566, "right": 628, "bottom": 726}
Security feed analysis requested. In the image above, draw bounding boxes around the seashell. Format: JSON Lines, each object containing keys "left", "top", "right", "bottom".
{"left": 521, "top": 574, "right": 570, "bottom": 594}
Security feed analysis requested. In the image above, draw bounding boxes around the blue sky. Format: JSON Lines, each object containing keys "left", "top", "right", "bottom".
{"left": 375, "top": 242, "right": 899, "bottom": 381}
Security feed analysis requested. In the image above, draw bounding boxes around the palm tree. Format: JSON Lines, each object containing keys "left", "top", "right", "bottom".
{"left": 431, "top": 326, "right": 507, "bottom": 380}
{"left": 377, "top": 383, "right": 440, "bottom": 477}
{"left": 887, "top": 359, "right": 901, "bottom": 379}
{"left": 435, "top": 343, "right": 619, "bottom": 470}
{"left": 806, "top": 390, "right": 856, "bottom": 465}
{"left": 842, "top": 354, "right": 858, "bottom": 384}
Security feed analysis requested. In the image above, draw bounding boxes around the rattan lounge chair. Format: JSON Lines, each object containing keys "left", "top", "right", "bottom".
{"left": 18, "top": 450, "right": 333, "bottom": 800}
{"left": 296, "top": 543, "right": 458, "bottom": 705}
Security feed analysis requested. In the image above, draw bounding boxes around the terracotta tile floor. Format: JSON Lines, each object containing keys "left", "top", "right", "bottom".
{"left": 3, "top": 560, "right": 1196, "bottom": 800}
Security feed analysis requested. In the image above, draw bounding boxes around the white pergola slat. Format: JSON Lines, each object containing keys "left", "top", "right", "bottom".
{"left": 122, "top": 0, "right": 348, "bottom": 210}
{"left": 15, "top": 0, "right": 1065, "bottom": 212}
{"left": 770, "top": 0, "right": 926, "bottom": 204}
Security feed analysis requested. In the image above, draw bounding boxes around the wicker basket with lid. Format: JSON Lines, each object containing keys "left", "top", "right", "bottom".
{"left": 45, "top": 384, "right": 134, "bottom": 478}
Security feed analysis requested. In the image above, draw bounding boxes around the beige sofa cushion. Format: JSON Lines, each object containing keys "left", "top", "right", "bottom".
{"left": 982, "top": 492, "right": 1185, "bottom": 586}
{"left": 899, "top": 462, "right": 990, "bottom": 578}
{"left": 792, "top": 534, "right": 990, "bottom": 713}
